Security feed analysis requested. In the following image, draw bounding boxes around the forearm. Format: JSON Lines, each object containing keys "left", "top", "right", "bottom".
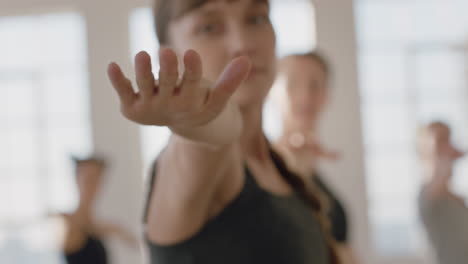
{"left": 147, "top": 140, "right": 241, "bottom": 242}
{"left": 154, "top": 106, "right": 242, "bottom": 205}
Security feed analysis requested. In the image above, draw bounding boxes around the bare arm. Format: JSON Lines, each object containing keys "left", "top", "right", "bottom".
{"left": 108, "top": 48, "right": 251, "bottom": 245}
{"left": 91, "top": 222, "right": 138, "bottom": 247}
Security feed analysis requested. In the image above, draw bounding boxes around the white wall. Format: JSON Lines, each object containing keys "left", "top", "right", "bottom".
{"left": 81, "top": 0, "right": 145, "bottom": 263}
{"left": 1, "top": 0, "right": 147, "bottom": 263}
{"left": 313, "top": 0, "right": 373, "bottom": 263}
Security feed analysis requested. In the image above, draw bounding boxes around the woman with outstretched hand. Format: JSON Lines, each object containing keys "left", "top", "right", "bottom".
{"left": 107, "top": 0, "right": 339, "bottom": 263}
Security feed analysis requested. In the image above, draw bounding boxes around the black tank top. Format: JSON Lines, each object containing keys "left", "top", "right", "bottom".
{"left": 145, "top": 153, "right": 330, "bottom": 264}
{"left": 313, "top": 175, "right": 348, "bottom": 243}
{"left": 65, "top": 236, "right": 108, "bottom": 264}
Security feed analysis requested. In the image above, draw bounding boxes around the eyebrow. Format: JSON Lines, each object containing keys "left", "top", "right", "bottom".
{"left": 174, "top": 0, "right": 209, "bottom": 19}
{"left": 177, "top": 0, "right": 269, "bottom": 18}
{"left": 252, "top": 0, "right": 269, "bottom": 6}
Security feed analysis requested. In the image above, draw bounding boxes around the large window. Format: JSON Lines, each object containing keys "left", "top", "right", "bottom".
{"left": 129, "top": 0, "right": 317, "bottom": 172}
{"left": 356, "top": 0, "right": 468, "bottom": 259}
{"left": 0, "top": 13, "right": 91, "bottom": 263}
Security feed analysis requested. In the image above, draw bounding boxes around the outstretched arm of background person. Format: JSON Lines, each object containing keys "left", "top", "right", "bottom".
{"left": 92, "top": 222, "right": 138, "bottom": 247}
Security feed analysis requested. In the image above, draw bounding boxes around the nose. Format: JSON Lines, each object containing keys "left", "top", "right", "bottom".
{"left": 227, "top": 25, "right": 256, "bottom": 59}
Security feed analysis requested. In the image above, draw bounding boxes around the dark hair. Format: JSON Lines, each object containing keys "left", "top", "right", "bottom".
{"left": 269, "top": 150, "right": 340, "bottom": 264}
{"left": 153, "top": 0, "right": 211, "bottom": 45}
{"left": 153, "top": 0, "right": 271, "bottom": 45}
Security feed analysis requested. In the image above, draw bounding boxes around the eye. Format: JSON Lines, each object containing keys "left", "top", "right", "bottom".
{"left": 198, "top": 22, "right": 223, "bottom": 35}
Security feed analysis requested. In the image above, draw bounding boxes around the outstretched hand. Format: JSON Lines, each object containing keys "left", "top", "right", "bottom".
{"left": 107, "top": 48, "right": 251, "bottom": 129}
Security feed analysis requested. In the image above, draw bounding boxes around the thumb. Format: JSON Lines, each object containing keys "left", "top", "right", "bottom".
{"left": 205, "top": 56, "right": 252, "bottom": 113}
{"left": 454, "top": 148, "right": 465, "bottom": 159}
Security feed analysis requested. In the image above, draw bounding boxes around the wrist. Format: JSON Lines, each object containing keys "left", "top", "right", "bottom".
{"left": 170, "top": 101, "right": 243, "bottom": 146}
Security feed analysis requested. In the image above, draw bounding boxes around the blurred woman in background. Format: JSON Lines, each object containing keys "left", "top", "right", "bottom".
{"left": 418, "top": 121, "right": 468, "bottom": 264}
{"left": 58, "top": 157, "right": 136, "bottom": 264}
{"left": 273, "top": 52, "right": 359, "bottom": 264}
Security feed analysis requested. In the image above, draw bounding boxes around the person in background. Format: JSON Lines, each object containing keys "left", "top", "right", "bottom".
{"left": 107, "top": 0, "right": 340, "bottom": 263}
{"left": 418, "top": 121, "right": 468, "bottom": 264}
{"left": 273, "top": 52, "right": 360, "bottom": 264}
{"left": 57, "top": 156, "right": 136, "bottom": 264}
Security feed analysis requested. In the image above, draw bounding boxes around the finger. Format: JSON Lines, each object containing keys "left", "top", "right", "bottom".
{"left": 135, "top": 51, "right": 156, "bottom": 99}
{"left": 107, "top": 62, "right": 137, "bottom": 106}
{"left": 158, "top": 48, "right": 179, "bottom": 100}
{"left": 310, "top": 143, "right": 340, "bottom": 161}
{"left": 321, "top": 151, "right": 340, "bottom": 161}
{"left": 205, "top": 56, "right": 251, "bottom": 113}
{"left": 180, "top": 50, "right": 203, "bottom": 100}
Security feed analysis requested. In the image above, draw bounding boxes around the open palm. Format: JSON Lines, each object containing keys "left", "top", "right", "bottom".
{"left": 107, "top": 48, "right": 251, "bottom": 129}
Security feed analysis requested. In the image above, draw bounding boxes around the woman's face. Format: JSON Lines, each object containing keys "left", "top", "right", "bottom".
{"left": 426, "top": 124, "right": 463, "bottom": 162}
{"left": 76, "top": 162, "right": 104, "bottom": 201}
{"left": 167, "top": 0, "right": 276, "bottom": 108}
{"left": 283, "top": 56, "right": 328, "bottom": 124}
